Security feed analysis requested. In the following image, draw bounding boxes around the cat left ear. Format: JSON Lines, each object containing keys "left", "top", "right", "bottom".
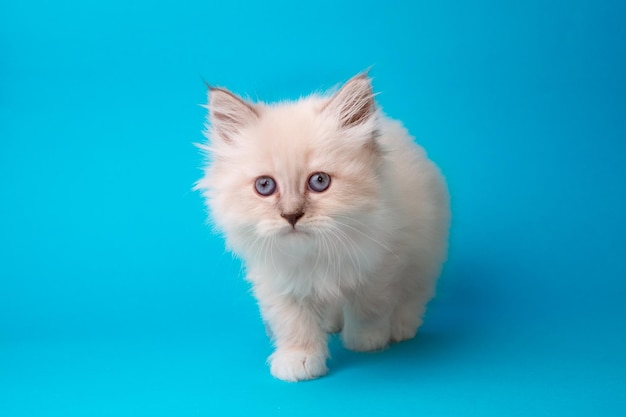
{"left": 207, "top": 87, "right": 259, "bottom": 142}
{"left": 323, "top": 73, "right": 375, "bottom": 129}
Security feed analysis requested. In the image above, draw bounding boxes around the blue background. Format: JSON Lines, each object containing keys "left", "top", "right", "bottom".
{"left": 1, "top": 0, "right": 625, "bottom": 415}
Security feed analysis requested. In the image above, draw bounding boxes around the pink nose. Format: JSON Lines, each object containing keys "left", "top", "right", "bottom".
{"left": 281, "top": 211, "right": 304, "bottom": 227}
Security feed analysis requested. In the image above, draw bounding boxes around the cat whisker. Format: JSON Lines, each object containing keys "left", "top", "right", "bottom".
{"left": 339, "top": 228, "right": 365, "bottom": 276}
{"left": 243, "top": 228, "right": 264, "bottom": 250}
{"left": 305, "top": 233, "right": 324, "bottom": 283}
{"left": 259, "top": 235, "right": 269, "bottom": 270}
{"left": 320, "top": 233, "right": 332, "bottom": 291}
{"left": 332, "top": 217, "right": 401, "bottom": 259}
{"left": 324, "top": 232, "right": 342, "bottom": 291}
{"left": 324, "top": 231, "right": 342, "bottom": 295}
{"left": 268, "top": 236, "right": 278, "bottom": 272}
{"left": 323, "top": 225, "right": 363, "bottom": 281}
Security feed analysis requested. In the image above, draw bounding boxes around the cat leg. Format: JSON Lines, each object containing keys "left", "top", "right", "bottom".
{"left": 390, "top": 264, "right": 437, "bottom": 342}
{"left": 267, "top": 301, "right": 329, "bottom": 381}
{"left": 390, "top": 296, "right": 426, "bottom": 343}
{"left": 320, "top": 301, "right": 343, "bottom": 334}
{"left": 254, "top": 283, "right": 328, "bottom": 382}
{"left": 341, "top": 287, "right": 393, "bottom": 352}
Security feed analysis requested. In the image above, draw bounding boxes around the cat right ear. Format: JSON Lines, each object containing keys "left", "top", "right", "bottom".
{"left": 323, "top": 73, "right": 376, "bottom": 129}
{"left": 207, "top": 87, "right": 259, "bottom": 142}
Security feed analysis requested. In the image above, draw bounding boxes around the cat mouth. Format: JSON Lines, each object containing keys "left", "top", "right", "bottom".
{"left": 282, "top": 227, "right": 310, "bottom": 237}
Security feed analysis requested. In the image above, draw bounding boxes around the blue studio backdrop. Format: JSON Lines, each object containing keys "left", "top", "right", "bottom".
{"left": 1, "top": 1, "right": 625, "bottom": 416}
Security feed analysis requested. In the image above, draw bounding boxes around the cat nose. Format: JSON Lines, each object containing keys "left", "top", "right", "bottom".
{"left": 281, "top": 211, "right": 304, "bottom": 227}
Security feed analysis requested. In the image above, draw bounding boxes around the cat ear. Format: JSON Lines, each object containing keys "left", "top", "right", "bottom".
{"left": 323, "top": 73, "right": 375, "bottom": 129}
{"left": 207, "top": 86, "right": 259, "bottom": 142}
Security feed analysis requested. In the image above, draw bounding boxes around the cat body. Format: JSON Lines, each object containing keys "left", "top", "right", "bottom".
{"left": 196, "top": 74, "right": 449, "bottom": 381}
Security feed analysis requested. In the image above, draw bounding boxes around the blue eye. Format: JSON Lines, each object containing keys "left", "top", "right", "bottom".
{"left": 255, "top": 176, "right": 277, "bottom": 196}
{"left": 308, "top": 172, "right": 331, "bottom": 192}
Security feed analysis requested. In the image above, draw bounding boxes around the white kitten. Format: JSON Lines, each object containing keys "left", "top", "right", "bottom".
{"left": 196, "top": 73, "right": 450, "bottom": 382}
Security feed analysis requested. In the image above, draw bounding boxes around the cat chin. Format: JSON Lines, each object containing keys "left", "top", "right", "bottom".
{"left": 275, "top": 229, "right": 315, "bottom": 248}
{"left": 273, "top": 228, "right": 318, "bottom": 253}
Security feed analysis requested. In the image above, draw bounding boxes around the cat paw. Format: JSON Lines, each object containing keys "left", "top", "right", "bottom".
{"left": 269, "top": 350, "right": 328, "bottom": 382}
{"left": 342, "top": 326, "right": 390, "bottom": 352}
{"left": 390, "top": 317, "right": 422, "bottom": 343}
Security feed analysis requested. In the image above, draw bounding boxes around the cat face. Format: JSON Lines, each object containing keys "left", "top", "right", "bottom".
{"left": 197, "top": 74, "right": 383, "bottom": 256}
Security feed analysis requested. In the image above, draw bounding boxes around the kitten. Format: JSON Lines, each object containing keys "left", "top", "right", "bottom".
{"left": 195, "top": 73, "right": 450, "bottom": 382}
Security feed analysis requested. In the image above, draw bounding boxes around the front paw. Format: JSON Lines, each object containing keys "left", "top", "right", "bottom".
{"left": 269, "top": 349, "right": 328, "bottom": 382}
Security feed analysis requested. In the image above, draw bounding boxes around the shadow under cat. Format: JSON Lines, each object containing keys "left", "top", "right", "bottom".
{"left": 325, "top": 259, "right": 506, "bottom": 378}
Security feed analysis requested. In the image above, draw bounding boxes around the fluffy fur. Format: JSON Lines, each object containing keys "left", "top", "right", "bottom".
{"left": 195, "top": 73, "right": 450, "bottom": 382}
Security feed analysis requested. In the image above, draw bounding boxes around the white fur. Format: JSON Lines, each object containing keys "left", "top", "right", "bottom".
{"left": 196, "top": 74, "right": 450, "bottom": 382}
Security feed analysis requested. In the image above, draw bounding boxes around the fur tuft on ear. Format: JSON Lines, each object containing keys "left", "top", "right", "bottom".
{"left": 324, "top": 73, "right": 375, "bottom": 129}
{"left": 208, "top": 87, "right": 259, "bottom": 142}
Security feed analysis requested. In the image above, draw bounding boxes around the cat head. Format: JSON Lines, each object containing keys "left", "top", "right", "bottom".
{"left": 197, "top": 73, "right": 384, "bottom": 258}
